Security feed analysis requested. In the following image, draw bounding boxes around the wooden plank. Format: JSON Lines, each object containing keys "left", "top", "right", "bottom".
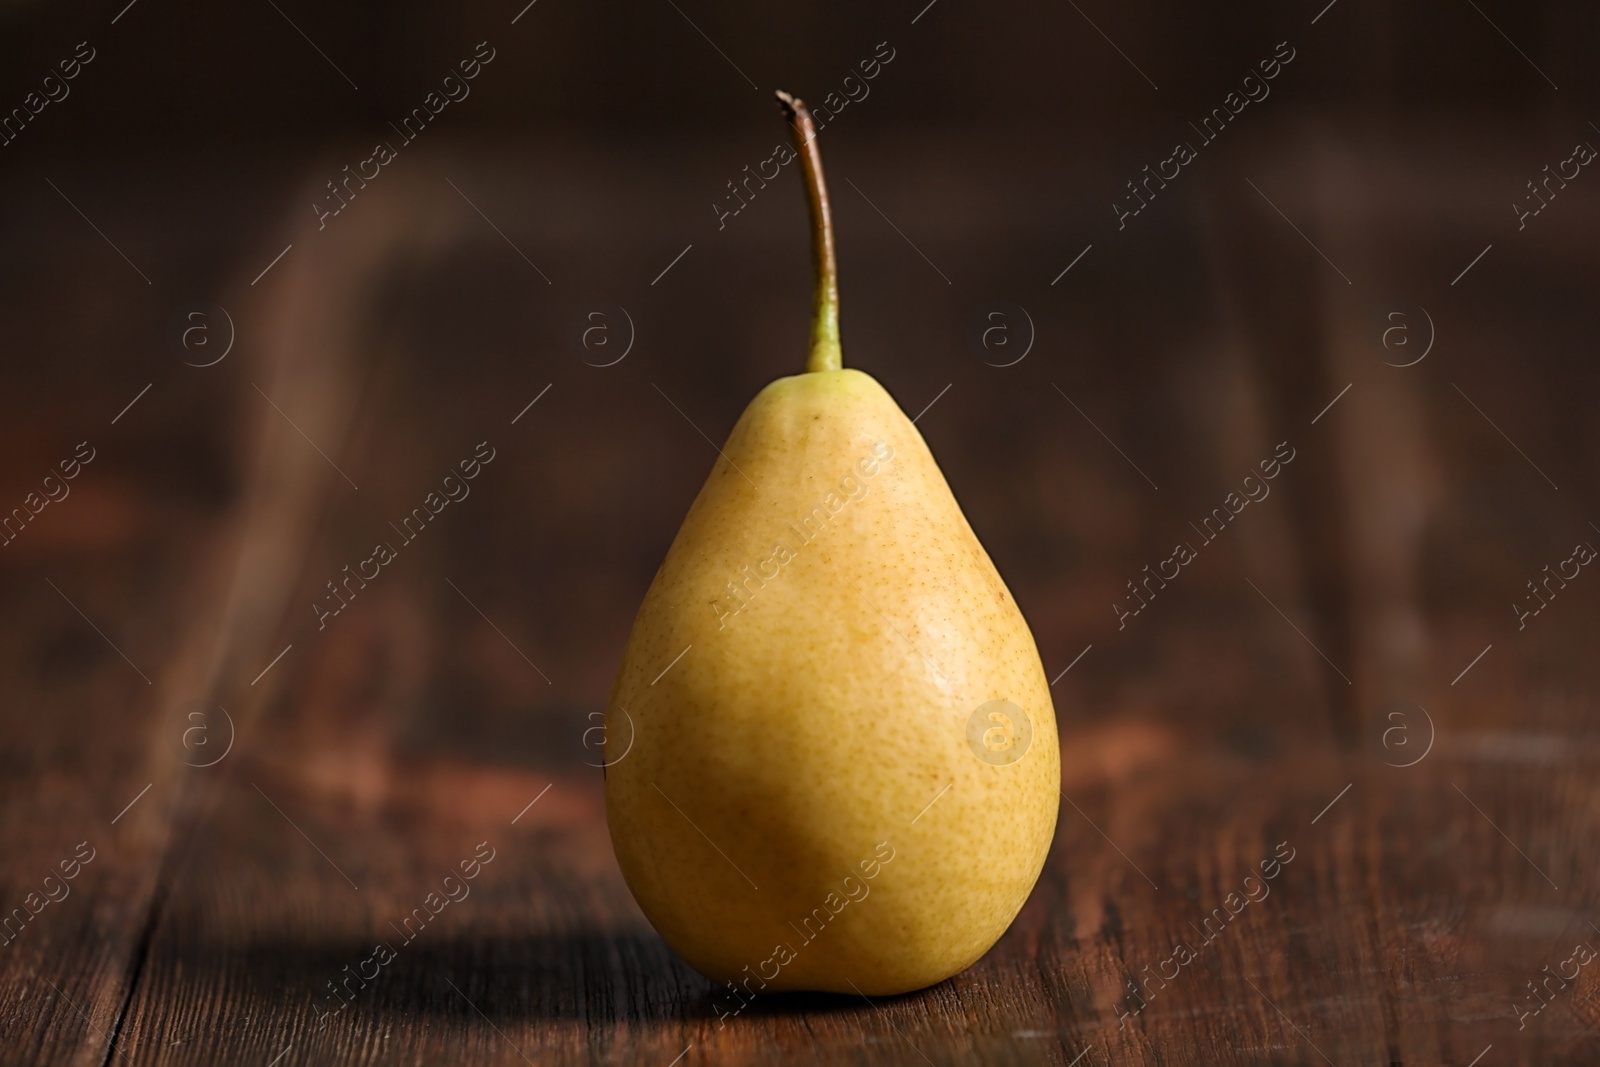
{"left": 3, "top": 135, "right": 1598, "bottom": 1065}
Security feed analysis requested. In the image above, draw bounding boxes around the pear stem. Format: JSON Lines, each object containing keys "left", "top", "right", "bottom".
{"left": 776, "top": 90, "right": 842, "bottom": 374}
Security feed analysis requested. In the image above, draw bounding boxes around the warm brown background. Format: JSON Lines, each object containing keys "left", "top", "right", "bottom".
{"left": 1, "top": 0, "right": 1598, "bottom": 1063}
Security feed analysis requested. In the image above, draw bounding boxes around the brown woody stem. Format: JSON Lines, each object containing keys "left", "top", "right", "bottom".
{"left": 775, "top": 90, "right": 842, "bottom": 373}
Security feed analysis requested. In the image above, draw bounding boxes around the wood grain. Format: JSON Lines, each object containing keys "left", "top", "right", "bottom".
{"left": 2, "top": 131, "right": 1597, "bottom": 1066}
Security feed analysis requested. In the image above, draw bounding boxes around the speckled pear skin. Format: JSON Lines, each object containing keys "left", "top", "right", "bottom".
{"left": 605, "top": 368, "right": 1059, "bottom": 996}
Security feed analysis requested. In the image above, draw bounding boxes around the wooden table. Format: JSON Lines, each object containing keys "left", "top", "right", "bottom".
{"left": 1, "top": 129, "right": 1597, "bottom": 1065}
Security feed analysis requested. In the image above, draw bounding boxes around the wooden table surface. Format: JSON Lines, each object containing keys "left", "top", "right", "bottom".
{"left": 1, "top": 123, "right": 1598, "bottom": 1066}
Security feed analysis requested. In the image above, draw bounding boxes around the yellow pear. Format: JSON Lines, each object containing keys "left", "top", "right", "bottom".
{"left": 604, "top": 90, "right": 1059, "bottom": 999}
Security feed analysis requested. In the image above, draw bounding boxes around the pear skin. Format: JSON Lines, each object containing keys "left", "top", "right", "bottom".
{"left": 605, "top": 368, "right": 1060, "bottom": 995}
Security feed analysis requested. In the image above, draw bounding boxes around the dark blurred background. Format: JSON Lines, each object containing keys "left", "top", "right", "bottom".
{"left": 3, "top": 0, "right": 1599, "bottom": 1063}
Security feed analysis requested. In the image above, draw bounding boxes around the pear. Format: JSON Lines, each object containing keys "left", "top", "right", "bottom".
{"left": 604, "top": 90, "right": 1059, "bottom": 998}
